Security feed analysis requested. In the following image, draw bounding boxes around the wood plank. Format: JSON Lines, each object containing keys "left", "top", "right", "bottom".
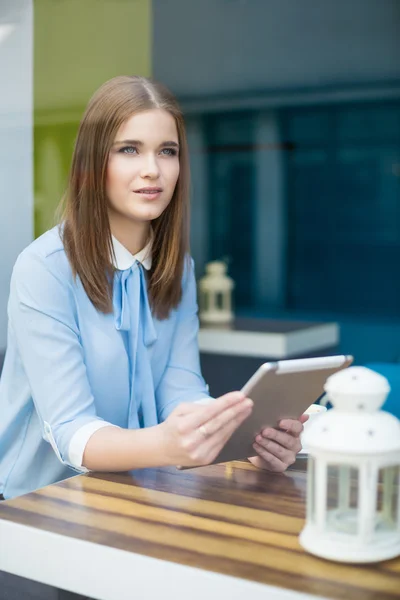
{"left": 0, "top": 462, "right": 399, "bottom": 600}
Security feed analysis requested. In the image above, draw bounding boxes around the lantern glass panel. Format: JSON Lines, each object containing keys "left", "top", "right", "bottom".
{"left": 216, "top": 292, "right": 224, "bottom": 310}
{"left": 199, "top": 290, "right": 205, "bottom": 312}
{"left": 376, "top": 466, "right": 400, "bottom": 533}
{"left": 326, "top": 464, "right": 359, "bottom": 535}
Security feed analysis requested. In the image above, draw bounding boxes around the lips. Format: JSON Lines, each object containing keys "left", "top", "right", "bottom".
{"left": 134, "top": 187, "right": 163, "bottom": 194}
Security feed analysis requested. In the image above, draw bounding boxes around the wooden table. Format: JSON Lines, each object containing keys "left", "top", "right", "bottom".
{"left": 0, "top": 460, "right": 399, "bottom": 600}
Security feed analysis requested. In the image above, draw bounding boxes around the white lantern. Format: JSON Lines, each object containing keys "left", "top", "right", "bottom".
{"left": 198, "top": 261, "right": 234, "bottom": 325}
{"left": 300, "top": 366, "right": 400, "bottom": 563}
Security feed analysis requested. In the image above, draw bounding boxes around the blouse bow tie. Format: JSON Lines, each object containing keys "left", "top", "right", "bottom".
{"left": 113, "top": 261, "right": 157, "bottom": 347}
{"left": 112, "top": 261, "right": 158, "bottom": 429}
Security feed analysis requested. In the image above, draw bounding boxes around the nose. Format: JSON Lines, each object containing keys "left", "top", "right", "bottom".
{"left": 140, "top": 153, "right": 160, "bottom": 179}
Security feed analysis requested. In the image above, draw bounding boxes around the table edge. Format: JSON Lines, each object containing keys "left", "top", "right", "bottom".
{"left": 198, "top": 323, "right": 339, "bottom": 357}
{"left": 0, "top": 518, "right": 329, "bottom": 600}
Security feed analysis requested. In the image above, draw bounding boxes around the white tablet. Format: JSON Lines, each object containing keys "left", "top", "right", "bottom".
{"left": 210, "top": 354, "right": 353, "bottom": 465}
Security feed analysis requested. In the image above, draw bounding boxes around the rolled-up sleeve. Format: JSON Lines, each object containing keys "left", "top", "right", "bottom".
{"left": 156, "top": 258, "right": 212, "bottom": 421}
{"left": 9, "top": 251, "right": 114, "bottom": 471}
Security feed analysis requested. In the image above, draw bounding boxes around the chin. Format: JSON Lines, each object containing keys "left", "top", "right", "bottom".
{"left": 130, "top": 207, "right": 166, "bottom": 222}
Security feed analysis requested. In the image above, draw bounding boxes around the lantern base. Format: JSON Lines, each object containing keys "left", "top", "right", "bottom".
{"left": 300, "top": 525, "right": 400, "bottom": 563}
{"left": 200, "top": 311, "right": 234, "bottom": 324}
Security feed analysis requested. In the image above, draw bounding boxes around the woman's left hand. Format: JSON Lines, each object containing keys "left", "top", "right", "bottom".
{"left": 248, "top": 414, "right": 309, "bottom": 472}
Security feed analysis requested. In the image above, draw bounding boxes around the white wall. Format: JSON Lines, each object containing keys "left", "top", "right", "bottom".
{"left": 153, "top": 0, "right": 400, "bottom": 99}
{"left": 0, "top": 0, "right": 34, "bottom": 350}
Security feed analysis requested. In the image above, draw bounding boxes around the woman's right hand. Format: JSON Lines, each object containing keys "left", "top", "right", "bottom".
{"left": 159, "top": 392, "right": 253, "bottom": 468}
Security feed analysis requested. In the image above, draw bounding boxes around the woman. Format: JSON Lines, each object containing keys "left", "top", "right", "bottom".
{"left": 0, "top": 76, "right": 304, "bottom": 500}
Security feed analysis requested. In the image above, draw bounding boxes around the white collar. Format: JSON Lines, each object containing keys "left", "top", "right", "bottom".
{"left": 111, "top": 234, "right": 152, "bottom": 271}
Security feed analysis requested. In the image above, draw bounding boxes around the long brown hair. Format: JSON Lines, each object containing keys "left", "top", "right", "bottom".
{"left": 60, "top": 75, "right": 190, "bottom": 319}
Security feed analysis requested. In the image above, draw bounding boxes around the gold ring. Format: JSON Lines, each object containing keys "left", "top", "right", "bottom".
{"left": 199, "top": 424, "right": 209, "bottom": 438}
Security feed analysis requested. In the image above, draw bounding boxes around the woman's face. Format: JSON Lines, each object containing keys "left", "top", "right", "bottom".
{"left": 106, "top": 109, "right": 180, "bottom": 227}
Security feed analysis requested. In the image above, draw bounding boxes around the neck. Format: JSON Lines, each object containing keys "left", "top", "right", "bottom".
{"left": 109, "top": 213, "right": 151, "bottom": 255}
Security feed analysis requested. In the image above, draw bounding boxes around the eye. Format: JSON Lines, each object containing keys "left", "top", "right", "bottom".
{"left": 160, "top": 147, "right": 178, "bottom": 156}
{"left": 119, "top": 146, "right": 138, "bottom": 155}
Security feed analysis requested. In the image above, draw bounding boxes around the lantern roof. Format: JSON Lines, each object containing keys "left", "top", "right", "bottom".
{"left": 303, "top": 409, "right": 400, "bottom": 454}
{"left": 323, "top": 366, "right": 391, "bottom": 413}
{"left": 325, "top": 367, "right": 390, "bottom": 404}
{"left": 305, "top": 367, "right": 400, "bottom": 453}
{"left": 199, "top": 261, "right": 234, "bottom": 291}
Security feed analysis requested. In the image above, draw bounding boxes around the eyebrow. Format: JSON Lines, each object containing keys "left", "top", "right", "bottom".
{"left": 113, "top": 139, "right": 180, "bottom": 148}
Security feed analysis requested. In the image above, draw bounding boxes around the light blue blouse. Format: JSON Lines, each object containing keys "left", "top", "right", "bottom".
{"left": 0, "top": 226, "right": 210, "bottom": 499}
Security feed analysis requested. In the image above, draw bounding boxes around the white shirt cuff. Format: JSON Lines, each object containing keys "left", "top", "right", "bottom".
{"left": 68, "top": 421, "right": 117, "bottom": 470}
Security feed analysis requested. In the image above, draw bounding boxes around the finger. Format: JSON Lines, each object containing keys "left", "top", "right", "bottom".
{"left": 197, "top": 397, "right": 253, "bottom": 439}
{"left": 300, "top": 413, "right": 309, "bottom": 424}
{"left": 180, "top": 391, "right": 247, "bottom": 433}
{"left": 197, "top": 400, "right": 253, "bottom": 454}
{"left": 255, "top": 436, "right": 301, "bottom": 465}
{"left": 276, "top": 418, "right": 304, "bottom": 436}
{"left": 201, "top": 406, "right": 252, "bottom": 463}
{"left": 252, "top": 442, "right": 289, "bottom": 472}
{"left": 175, "top": 400, "right": 252, "bottom": 468}
{"left": 259, "top": 427, "right": 302, "bottom": 452}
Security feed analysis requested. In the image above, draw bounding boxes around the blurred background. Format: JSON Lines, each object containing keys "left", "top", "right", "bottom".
{"left": 1, "top": 0, "right": 400, "bottom": 368}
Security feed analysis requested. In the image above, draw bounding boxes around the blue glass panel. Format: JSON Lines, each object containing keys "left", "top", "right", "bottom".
{"left": 284, "top": 101, "right": 400, "bottom": 317}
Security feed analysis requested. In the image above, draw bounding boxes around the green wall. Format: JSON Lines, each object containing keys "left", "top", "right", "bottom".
{"left": 34, "top": 0, "right": 152, "bottom": 236}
